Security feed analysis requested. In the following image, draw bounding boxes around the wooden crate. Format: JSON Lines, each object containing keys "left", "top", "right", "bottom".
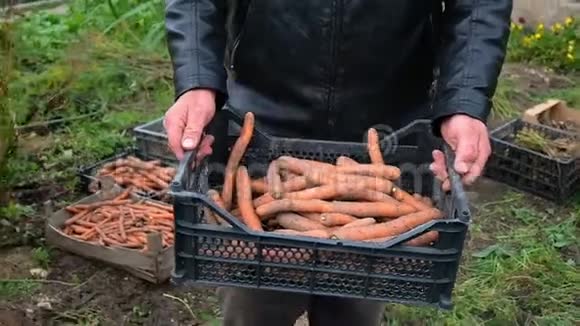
{"left": 45, "top": 185, "right": 174, "bottom": 284}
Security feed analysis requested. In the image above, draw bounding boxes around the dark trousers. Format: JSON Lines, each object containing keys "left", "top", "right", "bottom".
{"left": 217, "top": 287, "right": 385, "bottom": 326}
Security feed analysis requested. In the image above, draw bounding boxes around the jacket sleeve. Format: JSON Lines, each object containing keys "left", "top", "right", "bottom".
{"left": 165, "top": 0, "right": 228, "bottom": 100}
{"left": 432, "top": 0, "right": 513, "bottom": 131}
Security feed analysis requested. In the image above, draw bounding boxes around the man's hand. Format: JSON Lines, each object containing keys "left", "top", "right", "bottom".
{"left": 163, "top": 89, "right": 216, "bottom": 161}
{"left": 430, "top": 114, "right": 491, "bottom": 191}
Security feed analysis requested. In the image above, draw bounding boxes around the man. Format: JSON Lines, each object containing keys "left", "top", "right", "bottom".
{"left": 163, "top": 1, "right": 512, "bottom": 325}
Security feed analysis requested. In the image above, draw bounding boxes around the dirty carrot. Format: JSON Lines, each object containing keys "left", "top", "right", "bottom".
{"left": 335, "top": 164, "right": 401, "bottom": 180}
{"left": 236, "top": 166, "right": 264, "bottom": 231}
{"left": 251, "top": 177, "right": 268, "bottom": 194}
{"left": 319, "top": 213, "right": 357, "bottom": 227}
{"left": 267, "top": 160, "right": 284, "bottom": 199}
{"left": 340, "top": 217, "right": 376, "bottom": 229}
{"left": 273, "top": 229, "right": 330, "bottom": 239}
{"left": 331, "top": 208, "right": 443, "bottom": 241}
{"left": 367, "top": 128, "right": 384, "bottom": 165}
{"left": 284, "top": 184, "right": 338, "bottom": 200}
{"left": 365, "top": 230, "right": 439, "bottom": 247}
{"left": 276, "top": 212, "right": 327, "bottom": 231}
{"left": 256, "top": 199, "right": 416, "bottom": 218}
{"left": 222, "top": 112, "right": 255, "bottom": 210}
{"left": 392, "top": 188, "right": 431, "bottom": 211}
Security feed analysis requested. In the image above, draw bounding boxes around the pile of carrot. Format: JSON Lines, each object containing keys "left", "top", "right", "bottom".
{"left": 204, "top": 112, "right": 442, "bottom": 247}
{"left": 61, "top": 189, "right": 174, "bottom": 250}
{"left": 89, "top": 156, "right": 176, "bottom": 195}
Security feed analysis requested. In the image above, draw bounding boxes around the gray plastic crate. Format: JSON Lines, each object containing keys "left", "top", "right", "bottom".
{"left": 133, "top": 118, "right": 177, "bottom": 165}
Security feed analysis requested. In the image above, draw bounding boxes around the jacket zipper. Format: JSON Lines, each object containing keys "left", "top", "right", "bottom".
{"left": 327, "top": 0, "right": 342, "bottom": 120}
{"left": 229, "top": 0, "right": 254, "bottom": 73}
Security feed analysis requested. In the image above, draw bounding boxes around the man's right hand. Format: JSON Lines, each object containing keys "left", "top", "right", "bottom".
{"left": 163, "top": 89, "right": 216, "bottom": 161}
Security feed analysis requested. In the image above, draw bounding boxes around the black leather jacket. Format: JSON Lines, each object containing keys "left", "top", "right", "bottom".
{"left": 165, "top": 0, "right": 512, "bottom": 140}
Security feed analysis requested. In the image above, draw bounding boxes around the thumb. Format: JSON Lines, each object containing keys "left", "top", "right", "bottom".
{"left": 453, "top": 136, "right": 478, "bottom": 174}
{"left": 181, "top": 108, "right": 206, "bottom": 150}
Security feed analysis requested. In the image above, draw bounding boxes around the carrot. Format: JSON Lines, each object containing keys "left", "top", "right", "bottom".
{"left": 330, "top": 208, "right": 443, "bottom": 241}
{"left": 319, "top": 213, "right": 357, "bottom": 227}
{"left": 277, "top": 156, "right": 335, "bottom": 175}
{"left": 250, "top": 178, "right": 268, "bottom": 194}
{"left": 138, "top": 170, "right": 169, "bottom": 189}
{"left": 64, "top": 210, "right": 90, "bottom": 225}
{"left": 365, "top": 230, "right": 439, "bottom": 247}
{"left": 203, "top": 207, "right": 219, "bottom": 225}
{"left": 340, "top": 217, "right": 376, "bottom": 229}
{"left": 207, "top": 189, "right": 231, "bottom": 226}
{"left": 336, "top": 156, "right": 359, "bottom": 166}
{"left": 304, "top": 170, "right": 396, "bottom": 194}
{"left": 392, "top": 188, "right": 431, "bottom": 211}
{"left": 253, "top": 176, "right": 309, "bottom": 207}
{"left": 273, "top": 229, "right": 330, "bottom": 239}
{"left": 335, "top": 164, "right": 400, "bottom": 180}
{"left": 119, "top": 210, "right": 127, "bottom": 241}
{"left": 283, "top": 184, "right": 338, "bottom": 200}
{"left": 276, "top": 213, "right": 326, "bottom": 231}
{"left": 267, "top": 160, "right": 284, "bottom": 199}
{"left": 301, "top": 213, "right": 322, "bottom": 222}
{"left": 253, "top": 193, "right": 275, "bottom": 208}
{"left": 337, "top": 188, "right": 399, "bottom": 204}
{"left": 236, "top": 166, "right": 264, "bottom": 231}
{"left": 256, "top": 199, "right": 415, "bottom": 218}
{"left": 222, "top": 112, "right": 255, "bottom": 210}
{"left": 367, "top": 128, "right": 384, "bottom": 165}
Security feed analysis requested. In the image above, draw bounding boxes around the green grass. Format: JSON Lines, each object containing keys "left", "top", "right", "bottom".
{"left": 0, "top": 203, "right": 34, "bottom": 221}
{"left": 31, "top": 247, "right": 52, "bottom": 268}
{"left": 384, "top": 193, "right": 580, "bottom": 325}
{"left": 0, "top": 280, "right": 40, "bottom": 299}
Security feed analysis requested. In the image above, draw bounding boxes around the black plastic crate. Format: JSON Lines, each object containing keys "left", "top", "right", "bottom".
{"left": 169, "top": 108, "right": 472, "bottom": 309}
{"left": 78, "top": 148, "right": 176, "bottom": 201}
{"left": 133, "top": 118, "right": 177, "bottom": 165}
{"left": 485, "top": 119, "right": 580, "bottom": 202}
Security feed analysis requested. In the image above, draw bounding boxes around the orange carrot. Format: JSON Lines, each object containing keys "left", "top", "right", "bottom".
{"left": 251, "top": 178, "right": 268, "bottom": 194}
{"left": 267, "top": 160, "right": 284, "bottom": 199}
{"left": 367, "top": 128, "right": 384, "bottom": 165}
{"left": 365, "top": 230, "right": 439, "bottom": 247}
{"left": 64, "top": 210, "right": 90, "bottom": 225}
{"left": 222, "top": 112, "right": 255, "bottom": 210}
{"left": 304, "top": 170, "right": 396, "bottom": 194}
{"left": 319, "top": 213, "right": 357, "bottom": 227}
{"left": 273, "top": 229, "right": 330, "bottom": 239}
{"left": 340, "top": 217, "right": 376, "bottom": 229}
{"left": 256, "top": 199, "right": 415, "bottom": 218}
{"left": 236, "top": 166, "right": 264, "bottom": 231}
{"left": 277, "top": 156, "right": 335, "bottom": 175}
{"left": 283, "top": 184, "right": 338, "bottom": 200}
{"left": 335, "top": 164, "right": 400, "bottom": 180}
{"left": 207, "top": 189, "right": 230, "bottom": 226}
{"left": 276, "top": 212, "right": 326, "bottom": 231}
{"left": 330, "top": 208, "right": 443, "bottom": 241}
{"left": 392, "top": 188, "right": 431, "bottom": 211}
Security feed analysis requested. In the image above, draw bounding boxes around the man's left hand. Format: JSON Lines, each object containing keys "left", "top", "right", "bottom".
{"left": 430, "top": 114, "right": 491, "bottom": 191}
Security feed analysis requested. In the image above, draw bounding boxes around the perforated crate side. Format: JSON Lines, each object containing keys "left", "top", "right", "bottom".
{"left": 133, "top": 118, "right": 177, "bottom": 165}
{"left": 170, "top": 110, "right": 471, "bottom": 309}
{"left": 485, "top": 119, "right": 579, "bottom": 202}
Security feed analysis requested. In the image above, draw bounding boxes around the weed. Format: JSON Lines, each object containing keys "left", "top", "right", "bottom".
{"left": 0, "top": 279, "right": 40, "bottom": 299}
{"left": 31, "top": 247, "right": 51, "bottom": 268}
{"left": 385, "top": 193, "right": 580, "bottom": 325}
{"left": 492, "top": 77, "right": 528, "bottom": 119}
{"left": 0, "top": 203, "right": 34, "bottom": 220}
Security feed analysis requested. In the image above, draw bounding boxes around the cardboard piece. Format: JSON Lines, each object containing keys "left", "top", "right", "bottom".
{"left": 522, "top": 99, "right": 580, "bottom": 132}
{"left": 45, "top": 186, "right": 174, "bottom": 284}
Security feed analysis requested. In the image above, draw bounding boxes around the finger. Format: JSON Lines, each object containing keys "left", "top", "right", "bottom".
{"left": 453, "top": 135, "right": 479, "bottom": 174}
{"left": 463, "top": 135, "right": 492, "bottom": 185}
{"left": 181, "top": 106, "right": 206, "bottom": 151}
{"left": 442, "top": 179, "right": 451, "bottom": 192}
{"left": 164, "top": 109, "right": 186, "bottom": 160}
{"left": 197, "top": 134, "right": 214, "bottom": 160}
{"left": 430, "top": 150, "right": 448, "bottom": 181}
